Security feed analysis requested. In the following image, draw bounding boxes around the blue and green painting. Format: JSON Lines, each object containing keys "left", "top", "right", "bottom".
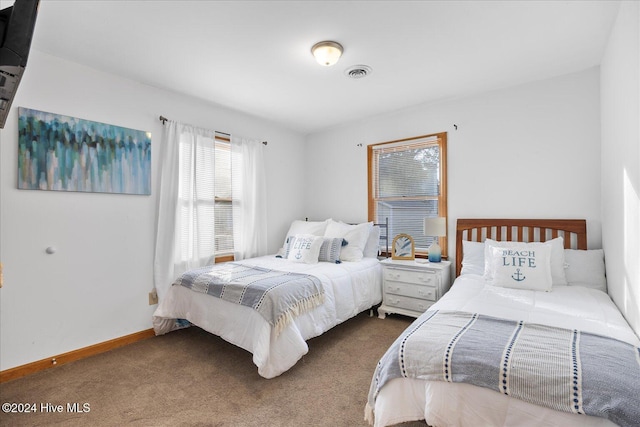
{"left": 18, "top": 108, "right": 151, "bottom": 195}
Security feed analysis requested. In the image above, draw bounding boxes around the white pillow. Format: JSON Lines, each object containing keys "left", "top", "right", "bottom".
{"left": 280, "top": 219, "right": 330, "bottom": 253}
{"left": 563, "top": 249, "right": 607, "bottom": 292}
{"left": 363, "top": 225, "right": 381, "bottom": 258}
{"left": 486, "top": 242, "right": 553, "bottom": 291}
{"left": 324, "top": 220, "right": 373, "bottom": 262}
{"left": 460, "top": 240, "right": 485, "bottom": 275}
{"left": 286, "top": 234, "right": 323, "bottom": 264}
{"left": 484, "top": 237, "right": 567, "bottom": 286}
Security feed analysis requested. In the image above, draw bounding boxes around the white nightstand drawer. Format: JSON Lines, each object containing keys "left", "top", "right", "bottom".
{"left": 385, "top": 281, "right": 436, "bottom": 301}
{"left": 378, "top": 259, "right": 451, "bottom": 320}
{"left": 384, "top": 268, "right": 436, "bottom": 286}
{"left": 384, "top": 294, "right": 435, "bottom": 313}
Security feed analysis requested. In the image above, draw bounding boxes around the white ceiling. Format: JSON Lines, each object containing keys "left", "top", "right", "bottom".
{"left": 26, "top": 0, "right": 620, "bottom": 135}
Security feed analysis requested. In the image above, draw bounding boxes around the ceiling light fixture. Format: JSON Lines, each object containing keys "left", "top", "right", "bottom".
{"left": 311, "top": 41, "right": 343, "bottom": 67}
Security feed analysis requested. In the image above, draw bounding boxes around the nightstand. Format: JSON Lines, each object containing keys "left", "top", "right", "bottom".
{"left": 378, "top": 259, "right": 451, "bottom": 319}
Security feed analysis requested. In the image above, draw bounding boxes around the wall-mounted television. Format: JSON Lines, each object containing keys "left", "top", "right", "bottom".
{"left": 0, "top": 0, "right": 40, "bottom": 129}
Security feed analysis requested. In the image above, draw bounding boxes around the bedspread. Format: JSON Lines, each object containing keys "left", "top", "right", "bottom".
{"left": 367, "top": 310, "right": 640, "bottom": 427}
{"left": 175, "top": 262, "right": 324, "bottom": 336}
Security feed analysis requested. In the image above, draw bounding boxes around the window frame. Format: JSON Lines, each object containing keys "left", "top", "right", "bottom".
{"left": 367, "top": 132, "right": 448, "bottom": 258}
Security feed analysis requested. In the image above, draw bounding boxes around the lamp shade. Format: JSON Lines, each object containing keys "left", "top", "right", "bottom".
{"left": 311, "top": 41, "right": 343, "bottom": 66}
{"left": 423, "top": 217, "right": 447, "bottom": 237}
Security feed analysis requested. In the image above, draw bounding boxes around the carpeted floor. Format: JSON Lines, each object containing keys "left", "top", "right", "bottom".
{"left": 1, "top": 312, "right": 429, "bottom": 426}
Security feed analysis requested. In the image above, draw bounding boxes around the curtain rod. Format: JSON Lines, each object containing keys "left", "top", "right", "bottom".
{"left": 159, "top": 115, "right": 268, "bottom": 145}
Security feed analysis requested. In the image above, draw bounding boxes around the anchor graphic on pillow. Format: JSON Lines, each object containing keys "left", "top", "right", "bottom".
{"left": 295, "top": 251, "right": 302, "bottom": 260}
{"left": 511, "top": 268, "right": 525, "bottom": 282}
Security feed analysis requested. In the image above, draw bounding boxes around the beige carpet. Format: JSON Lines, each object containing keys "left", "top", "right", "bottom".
{"left": 1, "top": 312, "right": 429, "bottom": 426}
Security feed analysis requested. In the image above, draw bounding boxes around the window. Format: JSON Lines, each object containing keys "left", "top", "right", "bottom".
{"left": 178, "top": 132, "right": 233, "bottom": 263}
{"left": 213, "top": 136, "right": 233, "bottom": 257}
{"left": 368, "top": 132, "right": 447, "bottom": 257}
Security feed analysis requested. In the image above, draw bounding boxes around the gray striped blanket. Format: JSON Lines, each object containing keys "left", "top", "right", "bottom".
{"left": 175, "top": 263, "right": 324, "bottom": 336}
{"left": 367, "top": 310, "right": 640, "bottom": 427}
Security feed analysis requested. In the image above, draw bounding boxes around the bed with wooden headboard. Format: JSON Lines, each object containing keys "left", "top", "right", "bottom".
{"left": 367, "top": 218, "right": 639, "bottom": 427}
{"left": 455, "top": 218, "right": 587, "bottom": 276}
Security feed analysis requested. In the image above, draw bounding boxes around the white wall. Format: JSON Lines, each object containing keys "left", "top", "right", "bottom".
{"left": 0, "top": 50, "right": 306, "bottom": 371}
{"left": 306, "top": 68, "right": 603, "bottom": 260}
{"left": 2, "top": 17, "right": 632, "bottom": 372}
{"left": 600, "top": 1, "right": 640, "bottom": 335}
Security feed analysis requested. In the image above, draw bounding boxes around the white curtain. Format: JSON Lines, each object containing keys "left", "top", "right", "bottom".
{"left": 231, "top": 135, "right": 268, "bottom": 260}
{"left": 154, "top": 121, "right": 218, "bottom": 301}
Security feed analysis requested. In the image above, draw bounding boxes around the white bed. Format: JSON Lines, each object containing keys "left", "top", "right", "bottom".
{"left": 367, "top": 219, "right": 640, "bottom": 427}
{"left": 153, "top": 219, "right": 384, "bottom": 379}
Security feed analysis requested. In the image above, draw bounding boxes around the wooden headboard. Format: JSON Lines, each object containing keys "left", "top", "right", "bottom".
{"left": 455, "top": 219, "right": 587, "bottom": 277}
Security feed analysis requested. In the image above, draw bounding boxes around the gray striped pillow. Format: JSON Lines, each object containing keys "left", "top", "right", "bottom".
{"left": 317, "top": 237, "right": 346, "bottom": 264}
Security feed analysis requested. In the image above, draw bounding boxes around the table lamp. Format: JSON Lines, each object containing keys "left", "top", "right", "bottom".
{"left": 423, "top": 217, "right": 446, "bottom": 262}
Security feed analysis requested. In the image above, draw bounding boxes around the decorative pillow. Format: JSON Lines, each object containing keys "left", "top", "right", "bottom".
{"left": 486, "top": 242, "right": 553, "bottom": 291}
{"left": 279, "top": 219, "right": 330, "bottom": 254}
{"left": 484, "top": 237, "right": 567, "bottom": 286}
{"left": 324, "top": 220, "right": 373, "bottom": 262}
{"left": 363, "top": 225, "right": 381, "bottom": 258}
{"left": 318, "top": 237, "right": 346, "bottom": 263}
{"left": 286, "top": 234, "right": 323, "bottom": 264}
{"left": 460, "top": 240, "right": 485, "bottom": 275}
{"left": 563, "top": 249, "right": 607, "bottom": 292}
{"left": 280, "top": 236, "right": 346, "bottom": 263}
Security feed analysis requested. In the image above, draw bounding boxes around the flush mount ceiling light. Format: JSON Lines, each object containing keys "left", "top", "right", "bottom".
{"left": 311, "top": 41, "right": 343, "bottom": 66}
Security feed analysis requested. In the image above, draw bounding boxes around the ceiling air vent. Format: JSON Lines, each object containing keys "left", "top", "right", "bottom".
{"left": 345, "top": 65, "right": 372, "bottom": 79}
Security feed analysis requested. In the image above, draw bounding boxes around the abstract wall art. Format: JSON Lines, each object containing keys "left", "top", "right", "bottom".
{"left": 17, "top": 107, "right": 151, "bottom": 195}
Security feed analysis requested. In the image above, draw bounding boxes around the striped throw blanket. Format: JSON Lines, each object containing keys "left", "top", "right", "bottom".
{"left": 366, "top": 310, "right": 640, "bottom": 427}
{"left": 175, "top": 263, "right": 324, "bottom": 336}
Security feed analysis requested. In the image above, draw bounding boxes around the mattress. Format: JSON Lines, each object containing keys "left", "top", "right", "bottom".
{"left": 369, "top": 274, "right": 639, "bottom": 427}
{"left": 153, "top": 255, "right": 382, "bottom": 378}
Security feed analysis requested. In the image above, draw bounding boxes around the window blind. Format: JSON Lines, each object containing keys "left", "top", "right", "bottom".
{"left": 371, "top": 135, "right": 443, "bottom": 252}
{"left": 214, "top": 140, "right": 233, "bottom": 255}
{"left": 178, "top": 132, "right": 234, "bottom": 261}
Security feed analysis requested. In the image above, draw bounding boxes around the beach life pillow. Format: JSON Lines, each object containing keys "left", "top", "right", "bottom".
{"left": 460, "top": 240, "right": 485, "bottom": 275}
{"left": 563, "top": 249, "right": 607, "bottom": 292}
{"left": 486, "top": 241, "right": 553, "bottom": 291}
{"left": 324, "top": 220, "right": 373, "bottom": 262}
{"left": 279, "top": 235, "right": 345, "bottom": 263}
{"left": 278, "top": 219, "right": 330, "bottom": 255}
{"left": 286, "top": 234, "right": 323, "bottom": 264}
{"left": 483, "top": 237, "right": 567, "bottom": 286}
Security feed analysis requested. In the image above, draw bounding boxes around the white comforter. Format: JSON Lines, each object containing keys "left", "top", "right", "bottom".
{"left": 153, "top": 256, "right": 382, "bottom": 378}
{"left": 370, "top": 274, "right": 640, "bottom": 427}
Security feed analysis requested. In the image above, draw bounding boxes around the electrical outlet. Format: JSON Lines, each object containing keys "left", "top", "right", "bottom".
{"left": 148, "top": 289, "right": 158, "bottom": 305}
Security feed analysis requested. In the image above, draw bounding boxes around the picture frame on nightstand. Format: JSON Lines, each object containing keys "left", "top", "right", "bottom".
{"left": 391, "top": 234, "right": 415, "bottom": 260}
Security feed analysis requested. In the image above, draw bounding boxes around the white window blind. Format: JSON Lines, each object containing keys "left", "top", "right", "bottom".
{"left": 214, "top": 139, "right": 233, "bottom": 255}
{"left": 371, "top": 134, "right": 445, "bottom": 253}
{"left": 178, "top": 132, "right": 233, "bottom": 261}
